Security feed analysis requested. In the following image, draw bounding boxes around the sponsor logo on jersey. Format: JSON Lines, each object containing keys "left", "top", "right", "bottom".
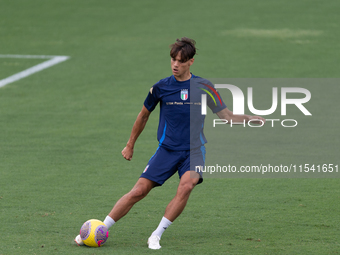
{"left": 180, "top": 89, "right": 188, "bottom": 100}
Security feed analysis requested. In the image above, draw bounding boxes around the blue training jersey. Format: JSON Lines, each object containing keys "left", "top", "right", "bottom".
{"left": 144, "top": 74, "right": 227, "bottom": 150}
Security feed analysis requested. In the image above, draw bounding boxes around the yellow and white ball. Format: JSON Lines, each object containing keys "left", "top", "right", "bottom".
{"left": 80, "top": 219, "right": 109, "bottom": 247}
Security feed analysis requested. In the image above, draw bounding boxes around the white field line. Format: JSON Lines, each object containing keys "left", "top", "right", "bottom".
{"left": 0, "top": 55, "right": 70, "bottom": 88}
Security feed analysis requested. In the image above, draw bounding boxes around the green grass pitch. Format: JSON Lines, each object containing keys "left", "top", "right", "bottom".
{"left": 0, "top": 0, "right": 339, "bottom": 254}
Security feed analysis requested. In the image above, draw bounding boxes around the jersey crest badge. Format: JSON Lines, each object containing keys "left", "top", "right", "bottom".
{"left": 180, "top": 89, "right": 188, "bottom": 100}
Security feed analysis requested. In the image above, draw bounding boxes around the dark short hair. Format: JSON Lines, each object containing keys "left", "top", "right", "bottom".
{"left": 170, "top": 37, "right": 197, "bottom": 62}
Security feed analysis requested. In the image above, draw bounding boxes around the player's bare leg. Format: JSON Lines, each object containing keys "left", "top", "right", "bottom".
{"left": 148, "top": 171, "right": 200, "bottom": 249}
{"left": 164, "top": 171, "right": 200, "bottom": 221}
{"left": 107, "top": 177, "right": 155, "bottom": 222}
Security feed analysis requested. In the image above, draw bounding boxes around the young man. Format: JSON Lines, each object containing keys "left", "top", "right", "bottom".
{"left": 75, "top": 37, "right": 265, "bottom": 249}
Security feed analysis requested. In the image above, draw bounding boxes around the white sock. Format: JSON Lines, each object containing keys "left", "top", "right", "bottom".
{"left": 151, "top": 216, "right": 172, "bottom": 238}
{"left": 103, "top": 215, "right": 115, "bottom": 229}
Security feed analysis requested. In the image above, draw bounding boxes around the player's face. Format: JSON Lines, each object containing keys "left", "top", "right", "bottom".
{"left": 171, "top": 51, "right": 194, "bottom": 81}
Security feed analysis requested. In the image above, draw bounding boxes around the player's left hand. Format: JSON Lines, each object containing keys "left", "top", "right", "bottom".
{"left": 248, "top": 116, "right": 266, "bottom": 125}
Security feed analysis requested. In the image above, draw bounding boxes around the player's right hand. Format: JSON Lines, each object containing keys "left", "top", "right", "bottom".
{"left": 122, "top": 145, "right": 133, "bottom": 161}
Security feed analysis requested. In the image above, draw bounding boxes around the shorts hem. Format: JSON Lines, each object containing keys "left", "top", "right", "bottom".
{"left": 139, "top": 175, "right": 163, "bottom": 187}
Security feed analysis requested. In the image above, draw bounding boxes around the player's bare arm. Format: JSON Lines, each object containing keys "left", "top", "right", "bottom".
{"left": 216, "top": 107, "right": 266, "bottom": 125}
{"left": 122, "top": 105, "right": 151, "bottom": 161}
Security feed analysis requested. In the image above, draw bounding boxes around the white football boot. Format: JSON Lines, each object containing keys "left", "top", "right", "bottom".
{"left": 147, "top": 235, "right": 161, "bottom": 249}
{"left": 74, "top": 234, "right": 84, "bottom": 246}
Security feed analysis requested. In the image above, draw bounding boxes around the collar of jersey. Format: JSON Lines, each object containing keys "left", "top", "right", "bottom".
{"left": 172, "top": 73, "right": 194, "bottom": 83}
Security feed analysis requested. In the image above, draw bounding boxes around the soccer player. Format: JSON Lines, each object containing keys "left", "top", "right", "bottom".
{"left": 75, "top": 37, "right": 265, "bottom": 249}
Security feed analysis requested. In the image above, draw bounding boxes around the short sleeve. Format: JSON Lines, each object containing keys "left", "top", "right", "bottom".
{"left": 208, "top": 90, "right": 227, "bottom": 113}
{"left": 200, "top": 80, "right": 227, "bottom": 113}
{"left": 144, "top": 85, "right": 160, "bottom": 112}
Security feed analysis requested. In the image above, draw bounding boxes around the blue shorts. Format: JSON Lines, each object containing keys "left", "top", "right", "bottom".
{"left": 140, "top": 146, "right": 205, "bottom": 186}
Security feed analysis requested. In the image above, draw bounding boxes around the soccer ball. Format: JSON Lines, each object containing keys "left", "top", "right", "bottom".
{"left": 79, "top": 219, "right": 109, "bottom": 247}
